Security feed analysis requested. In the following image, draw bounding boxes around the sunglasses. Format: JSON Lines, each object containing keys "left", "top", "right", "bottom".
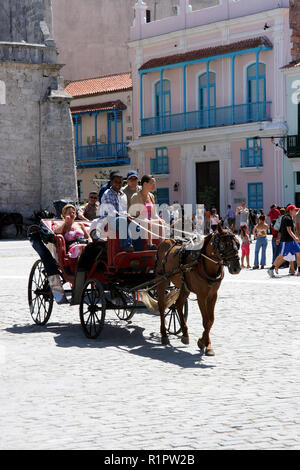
{"left": 89, "top": 196, "right": 97, "bottom": 199}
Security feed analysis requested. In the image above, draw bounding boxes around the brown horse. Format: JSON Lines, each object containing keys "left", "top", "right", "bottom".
{"left": 155, "top": 224, "right": 241, "bottom": 355}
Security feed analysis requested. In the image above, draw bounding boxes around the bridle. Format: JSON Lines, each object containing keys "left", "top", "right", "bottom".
{"left": 197, "top": 230, "right": 240, "bottom": 284}
{"left": 210, "top": 230, "right": 240, "bottom": 267}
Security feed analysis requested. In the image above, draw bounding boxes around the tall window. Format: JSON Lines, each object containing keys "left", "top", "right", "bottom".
{"left": 155, "top": 79, "right": 171, "bottom": 117}
{"left": 247, "top": 63, "right": 266, "bottom": 103}
{"left": 248, "top": 182, "right": 263, "bottom": 210}
{"left": 107, "top": 111, "right": 123, "bottom": 144}
{"left": 247, "top": 63, "right": 266, "bottom": 120}
{"left": 245, "top": 138, "right": 262, "bottom": 167}
{"left": 72, "top": 116, "right": 82, "bottom": 149}
{"left": 198, "top": 72, "right": 216, "bottom": 126}
{"left": 150, "top": 147, "right": 169, "bottom": 174}
{"left": 199, "top": 72, "right": 216, "bottom": 109}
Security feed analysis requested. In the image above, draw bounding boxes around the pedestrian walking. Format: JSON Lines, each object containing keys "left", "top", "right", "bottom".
{"left": 225, "top": 204, "right": 235, "bottom": 231}
{"left": 248, "top": 208, "right": 257, "bottom": 242}
{"left": 268, "top": 204, "right": 300, "bottom": 277}
{"left": 204, "top": 207, "right": 211, "bottom": 234}
{"left": 210, "top": 208, "right": 220, "bottom": 231}
{"left": 235, "top": 202, "right": 249, "bottom": 229}
{"left": 253, "top": 215, "right": 268, "bottom": 269}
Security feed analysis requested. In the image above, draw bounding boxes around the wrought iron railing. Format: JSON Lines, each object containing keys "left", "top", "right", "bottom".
{"left": 141, "top": 101, "right": 271, "bottom": 136}
{"left": 240, "top": 148, "right": 263, "bottom": 168}
{"left": 76, "top": 142, "right": 129, "bottom": 167}
{"left": 287, "top": 135, "right": 300, "bottom": 157}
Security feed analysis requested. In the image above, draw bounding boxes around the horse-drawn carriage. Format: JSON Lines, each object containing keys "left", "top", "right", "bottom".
{"left": 27, "top": 218, "right": 188, "bottom": 340}
{"left": 28, "top": 213, "right": 241, "bottom": 354}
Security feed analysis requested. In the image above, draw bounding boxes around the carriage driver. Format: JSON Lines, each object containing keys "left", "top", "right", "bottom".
{"left": 90, "top": 172, "right": 142, "bottom": 252}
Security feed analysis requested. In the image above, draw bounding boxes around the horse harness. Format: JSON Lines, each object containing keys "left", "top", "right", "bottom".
{"left": 159, "top": 231, "right": 239, "bottom": 289}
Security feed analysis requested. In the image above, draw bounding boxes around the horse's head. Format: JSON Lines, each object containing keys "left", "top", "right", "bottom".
{"left": 211, "top": 225, "right": 241, "bottom": 275}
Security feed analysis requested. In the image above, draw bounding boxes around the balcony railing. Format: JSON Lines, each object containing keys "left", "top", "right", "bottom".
{"left": 287, "top": 135, "right": 300, "bottom": 158}
{"left": 240, "top": 148, "right": 263, "bottom": 168}
{"left": 76, "top": 142, "right": 129, "bottom": 168}
{"left": 141, "top": 101, "right": 272, "bottom": 136}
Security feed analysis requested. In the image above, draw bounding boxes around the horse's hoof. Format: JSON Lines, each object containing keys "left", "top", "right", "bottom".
{"left": 205, "top": 348, "right": 215, "bottom": 356}
{"left": 181, "top": 335, "right": 189, "bottom": 345}
{"left": 161, "top": 336, "right": 170, "bottom": 346}
{"left": 197, "top": 339, "right": 205, "bottom": 351}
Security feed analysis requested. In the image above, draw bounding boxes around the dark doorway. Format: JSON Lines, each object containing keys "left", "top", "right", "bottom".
{"left": 196, "top": 161, "right": 220, "bottom": 211}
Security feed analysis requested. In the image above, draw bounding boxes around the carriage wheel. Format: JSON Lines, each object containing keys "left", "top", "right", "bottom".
{"left": 112, "top": 288, "right": 137, "bottom": 321}
{"left": 79, "top": 278, "right": 106, "bottom": 339}
{"left": 148, "top": 286, "right": 189, "bottom": 335}
{"left": 165, "top": 300, "right": 189, "bottom": 335}
{"left": 28, "top": 259, "right": 54, "bottom": 325}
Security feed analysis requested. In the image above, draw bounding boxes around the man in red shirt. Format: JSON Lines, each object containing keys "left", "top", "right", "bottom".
{"left": 268, "top": 204, "right": 281, "bottom": 263}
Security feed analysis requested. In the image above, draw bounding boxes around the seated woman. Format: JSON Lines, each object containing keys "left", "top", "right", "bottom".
{"left": 54, "top": 204, "right": 92, "bottom": 258}
{"left": 130, "top": 175, "right": 165, "bottom": 249}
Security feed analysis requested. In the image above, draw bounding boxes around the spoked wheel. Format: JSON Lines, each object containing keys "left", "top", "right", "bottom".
{"left": 148, "top": 286, "right": 188, "bottom": 335}
{"left": 79, "top": 278, "right": 106, "bottom": 339}
{"left": 28, "top": 259, "right": 54, "bottom": 325}
{"left": 112, "top": 288, "right": 137, "bottom": 321}
{"left": 165, "top": 300, "right": 189, "bottom": 335}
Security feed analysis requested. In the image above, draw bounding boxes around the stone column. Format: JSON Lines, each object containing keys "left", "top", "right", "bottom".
{"left": 40, "top": 82, "right": 77, "bottom": 211}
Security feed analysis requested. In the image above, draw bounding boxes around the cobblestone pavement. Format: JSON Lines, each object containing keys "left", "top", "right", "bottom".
{"left": 0, "top": 238, "right": 299, "bottom": 450}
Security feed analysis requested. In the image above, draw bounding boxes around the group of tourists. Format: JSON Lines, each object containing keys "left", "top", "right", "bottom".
{"left": 54, "top": 170, "right": 167, "bottom": 258}
{"left": 233, "top": 201, "right": 300, "bottom": 276}
{"left": 203, "top": 201, "right": 300, "bottom": 276}
{"left": 53, "top": 170, "right": 300, "bottom": 278}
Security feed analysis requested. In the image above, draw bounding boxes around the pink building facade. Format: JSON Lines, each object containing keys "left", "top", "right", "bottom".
{"left": 129, "top": 0, "right": 291, "bottom": 215}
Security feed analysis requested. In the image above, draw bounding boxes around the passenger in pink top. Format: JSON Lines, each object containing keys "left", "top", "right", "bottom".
{"left": 54, "top": 204, "right": 92, "bottom": 258}
{"left": 130, "top": 175, "right": 165, "bottom": 249}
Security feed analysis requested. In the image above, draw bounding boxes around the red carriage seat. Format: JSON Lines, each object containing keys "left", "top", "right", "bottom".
{"left": 107, "top": 233, "right": 157, "bottom": 273}
{"left": 41, "top": 219, "right": 91, "bottom": 283}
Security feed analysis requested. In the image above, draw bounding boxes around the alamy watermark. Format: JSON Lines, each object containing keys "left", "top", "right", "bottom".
{"left": 92, "top": 203, "right": 205, "bottom": 250}
{"left": 291, "top": 80, "right": 300, "bottom": 105}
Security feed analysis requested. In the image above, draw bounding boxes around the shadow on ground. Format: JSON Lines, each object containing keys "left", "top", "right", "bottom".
{"left": 6, "top": 316, "right": 214, "bottom": 370}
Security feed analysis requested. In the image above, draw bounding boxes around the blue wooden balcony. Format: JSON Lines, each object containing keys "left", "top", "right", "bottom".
{"left": 76, "top": 142, "right": 130, "bottom": 168}
{"left": 287, "top": 135, "right": 300, "bottom": 158}
{"left": 240, "top": 148, "right": 263, "bottom": 168}
{"left": 141, "top": 101, "right": 271, "bottom": 136}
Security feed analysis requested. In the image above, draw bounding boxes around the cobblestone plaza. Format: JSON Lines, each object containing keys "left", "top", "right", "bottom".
{"left": 0, "top": 238, "right": 299, "bottom": 450}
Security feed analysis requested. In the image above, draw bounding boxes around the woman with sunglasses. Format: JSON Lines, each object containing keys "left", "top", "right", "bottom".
{"left": 130, "top": 175, "right": 165, "bottom": 249}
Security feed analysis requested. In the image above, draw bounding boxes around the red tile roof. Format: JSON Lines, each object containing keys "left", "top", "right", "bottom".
{"left": 66, "top": 73, "right": 132, "bottom": 98}
{"left": 70, "top": 100, "right": 127, "bottom": 114}
{"left": 139, "top": 37, "right": 273, "bottom": 71}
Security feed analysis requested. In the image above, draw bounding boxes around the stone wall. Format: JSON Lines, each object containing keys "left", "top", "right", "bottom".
{"left": 0, "top": 0, "right": 77, "bottom": 219}
{"left": 0, "top": 0, "right": 53, "bottom": 44}
{"left": 0, "top": 62, "right": 77, "bottom": 216}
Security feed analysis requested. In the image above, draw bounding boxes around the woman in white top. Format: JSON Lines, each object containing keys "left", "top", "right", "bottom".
{"left": 210, "top": 208, "right": 220, "bottom": 232}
